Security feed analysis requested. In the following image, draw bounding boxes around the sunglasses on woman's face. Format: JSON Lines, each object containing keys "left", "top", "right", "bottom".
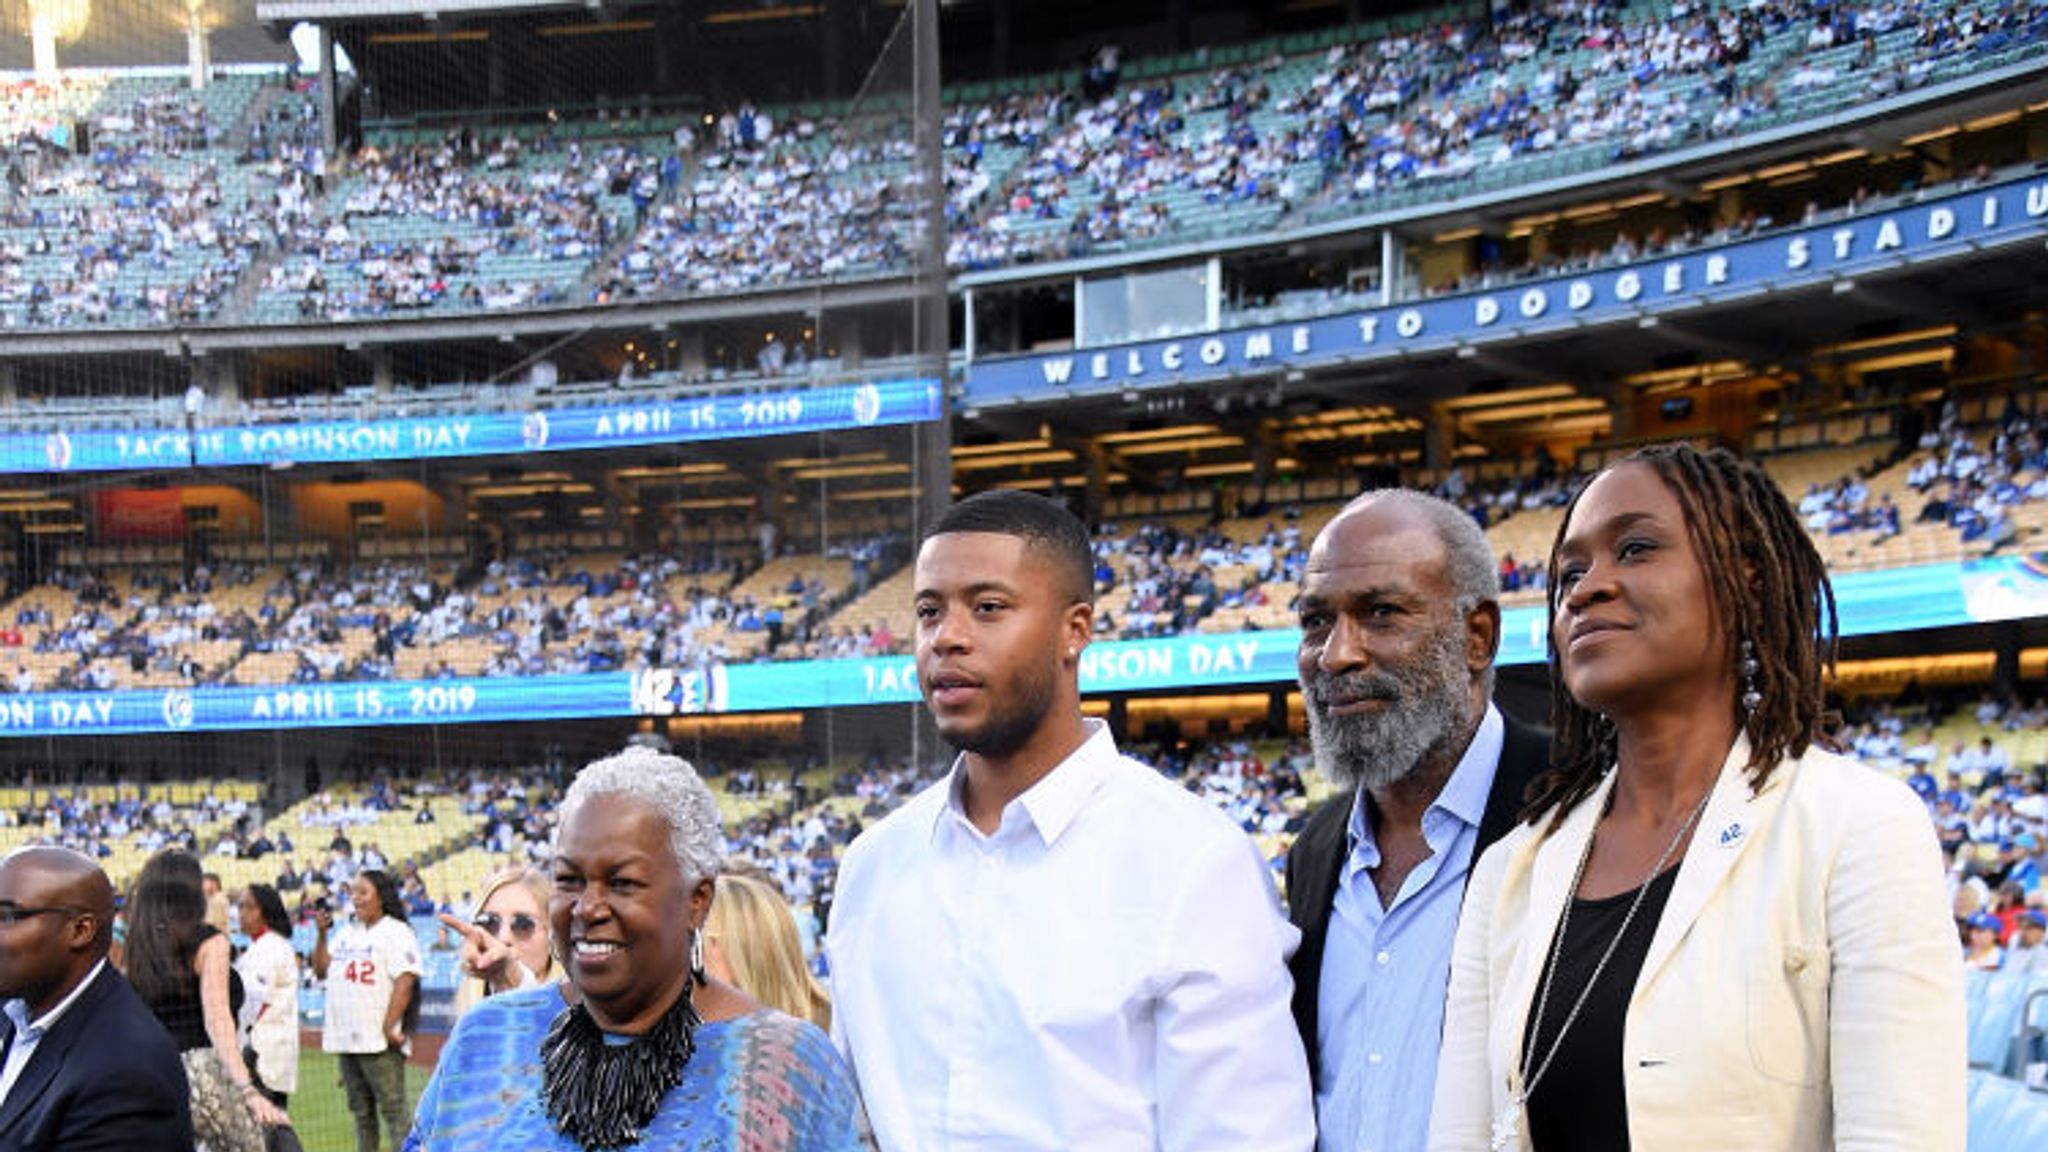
{"left": 474, "top": 911, "right": 539, "bottom": 940}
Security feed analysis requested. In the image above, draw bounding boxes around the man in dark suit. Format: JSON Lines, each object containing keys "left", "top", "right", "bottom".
{"left": 0, "top": 846, "right": 191, "bottom": 1152}
{"left": 1285, "top": 490, "right": 1549, "bottom": 1152}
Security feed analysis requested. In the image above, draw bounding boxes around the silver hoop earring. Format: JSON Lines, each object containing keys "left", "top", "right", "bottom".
{"left": 689, "top": 928, "right": 707, "bottom": 987}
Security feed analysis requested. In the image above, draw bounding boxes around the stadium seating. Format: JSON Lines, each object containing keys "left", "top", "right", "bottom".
{"left": 1970, "top": 1070, "right": 2048, "bottom": 1150}
{"left": 7, "top": 387, "right": 2046, "bottom": 690}
{"left": 1970, "top": 969, "right": 2048, "bottom": 1074}
{"left": 0, "top": 1, "right": 2036, "bottom": 329}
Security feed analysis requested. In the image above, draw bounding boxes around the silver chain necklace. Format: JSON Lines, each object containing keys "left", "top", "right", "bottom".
{"left": 1490, "top": 777, "right": 1714, "bottom": 1152}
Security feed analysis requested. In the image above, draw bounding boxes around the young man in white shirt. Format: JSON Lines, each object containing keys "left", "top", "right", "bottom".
{"left": 828, "top": 488, "right": 1313, "bottom": 1152}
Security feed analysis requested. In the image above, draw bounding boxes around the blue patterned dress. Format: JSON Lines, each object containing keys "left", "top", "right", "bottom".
{"left": 404, "top": 985, "right": 861, "bottom": 1152}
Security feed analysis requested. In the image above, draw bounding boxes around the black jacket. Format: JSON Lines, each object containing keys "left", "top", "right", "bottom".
{"left": 1284, "top": 711, "right": 1552, "bottom": 1087}
{"left": 0, "top": 965, "right": 192, "bottom": 1152}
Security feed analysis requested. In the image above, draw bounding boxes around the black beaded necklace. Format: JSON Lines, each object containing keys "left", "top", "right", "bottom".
{"left": 539, "top": 982, "right": 701, "bottom": 1150}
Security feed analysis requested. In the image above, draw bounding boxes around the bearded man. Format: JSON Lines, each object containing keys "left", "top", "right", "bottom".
{"left": 1285, "top": 489, "right": 1550, "bottom": 1152}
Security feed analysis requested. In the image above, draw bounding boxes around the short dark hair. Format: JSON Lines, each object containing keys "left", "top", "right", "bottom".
{"left": 924, "top": 489, "right": 1094, "bottom": 607}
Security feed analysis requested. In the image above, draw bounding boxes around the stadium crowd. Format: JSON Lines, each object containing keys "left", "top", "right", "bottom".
{"left": 6, "top": 687, "right": 2043, "bottom": 991}
{"left": 946, "top": 0, "right": 2048, "bottom": 269}
{"left": 264, "top": 130, "right": 645, "bottom": 320}
{"left": 0, "top": 0, "right": 2036, "bottom": 328}
{"left": 7, "top": 398, "right": 2046, "bottom": 691}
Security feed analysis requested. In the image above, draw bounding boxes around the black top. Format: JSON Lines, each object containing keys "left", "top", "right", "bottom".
{"left": 138, "top": 923, "right": 245, "bottom": 1052}
{"left": 1521, "top": 864, "right": 1680, "bottom": 1152}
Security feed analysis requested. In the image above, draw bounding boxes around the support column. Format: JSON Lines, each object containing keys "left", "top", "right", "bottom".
{"left": 186, "top": 16, "right": 211, "bottom": 91}
{"left": 908, "top": 0, "right": 953, "bottom": 774}
{"left": 1994, "top": 625, "right": 2021, "bottom": 700}
{"left": 653, "top": 5, "right": 677, "bottom": 91}
{"left": 319, "top": 26, "right": 339, "bottom": 162}
{"left": 30, "top": 11, "right": 61, "bottom": 78}
{"left": 1426, "top": 400, "right": 1455, "bottom": 477}
{"left": 675, "top": 328, "right": 707, "bottom": 379}
{"left": 204, "top": 351, "right": 243, "bottom": 413}
{"left": 756, "top": 467, "right": 787, "bottom": 567}
{"left": 1380, "top": 230, "right": 1401, "bottom": 305}
{"left": 257, "top": 469, "right": 297, "bottom": 567}
{"left": 1082, "top": 440, "right": 1110, "bottom": 523}
{"left": 487, "top": 24, "right": 507, "bottom": 106}
{"left": 370, "top": 347, "right": 395, "bottom": 398}
{"left": 1597, "top": 379, "right": 1636, "bottom": 441}
{"left": 991, "top": 0, "right": 1013, "bottom": 78}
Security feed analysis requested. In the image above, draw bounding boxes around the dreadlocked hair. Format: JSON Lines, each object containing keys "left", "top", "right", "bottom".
{"left": 1522, "top": 442, "right": 1838, "bottom": 832}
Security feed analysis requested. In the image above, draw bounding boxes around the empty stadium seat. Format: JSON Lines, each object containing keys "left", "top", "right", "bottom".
{"left": 1969, "top": 969, "right": 2048, "bottom": 1077}
{"left": 1967, "top": 1070, "right": 2048, "bottom": 1151}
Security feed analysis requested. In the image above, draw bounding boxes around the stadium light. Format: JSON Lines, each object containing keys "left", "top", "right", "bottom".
{"left": 952, "top": 451, "right": 1075, "bottom": 473}
{"left": 951, "top": 439, "right": 1053, "bottom": 458}
{"left": 1098, "top": 424, "right": 1222, "bottom": 445}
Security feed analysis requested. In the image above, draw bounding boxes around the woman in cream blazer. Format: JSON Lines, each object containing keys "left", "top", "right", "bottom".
{"left": 1430, "top": 444, "right": 1963, "bottom": 1151}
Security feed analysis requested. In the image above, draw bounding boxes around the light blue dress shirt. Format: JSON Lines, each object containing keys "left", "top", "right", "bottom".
{"left": 1314, "top": 705, "right": 1503, "bottom": 1152}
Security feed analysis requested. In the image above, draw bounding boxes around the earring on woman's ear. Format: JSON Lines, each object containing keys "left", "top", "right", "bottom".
{"left": 689, "top": 928, "right": 707, "bottom": 987}
{"left": 1739, "top": 638, "right": 1762, "bottom": 716}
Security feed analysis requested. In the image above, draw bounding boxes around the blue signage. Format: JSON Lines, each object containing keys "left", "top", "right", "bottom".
{"left": 0, "top": 377, "right": 944, "bottom": 474}
{"left": 0, "top": 555, "right": 2037, "bottom": 738}
{"left": 966, "top": 174, "right": 2048, "bottom": 404}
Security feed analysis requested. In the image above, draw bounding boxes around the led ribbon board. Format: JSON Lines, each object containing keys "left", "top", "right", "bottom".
{"left": 1, "top": 557, "right": 2036, "bottom": 736}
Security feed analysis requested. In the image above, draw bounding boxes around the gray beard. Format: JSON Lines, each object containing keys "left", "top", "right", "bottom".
{"left": 1303, "top": 631, "right": 1474, "bottom": 795}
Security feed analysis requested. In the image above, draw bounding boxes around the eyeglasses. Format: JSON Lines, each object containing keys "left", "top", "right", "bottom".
{"left": 474, "top": 911, "right": 539, "bottom": 940}
{"left": 0, "top": 904, "right": 82, "bottom": 926}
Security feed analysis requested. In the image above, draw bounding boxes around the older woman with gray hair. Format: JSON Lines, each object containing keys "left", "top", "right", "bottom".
{"left": 405, "top": 746, "right": 862, "bottom": 1151}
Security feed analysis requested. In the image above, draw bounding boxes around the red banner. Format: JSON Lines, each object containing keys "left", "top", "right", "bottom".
{"left": 91, "top": 488, "right": 187, "bottom": 541}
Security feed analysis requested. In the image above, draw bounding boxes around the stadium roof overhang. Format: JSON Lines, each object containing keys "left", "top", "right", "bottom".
{"left": 0, "top": 273, "right": 923, "bottom": 359}
{"left": 257, "top": 1, "right": 608, "bottom": 20}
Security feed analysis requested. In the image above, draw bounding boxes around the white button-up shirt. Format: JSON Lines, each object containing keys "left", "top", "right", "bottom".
{"left": 828, "top": 720, "right": 1314, "bottom": 1152}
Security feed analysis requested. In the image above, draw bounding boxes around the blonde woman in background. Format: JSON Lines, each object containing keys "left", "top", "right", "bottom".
{"left": 703, "top": 872, "right": 832, "bottom": 1029}
{"left": 441, "top": 865, "right": 558, "bottom": 1018}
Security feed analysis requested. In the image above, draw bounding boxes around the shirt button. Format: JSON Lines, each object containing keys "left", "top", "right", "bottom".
{"left": 1368, "top": 1051, "right": 1383, "bottom": 1065}
{"left": 1375, "top": 950, "right": 1391, "bottom": 966}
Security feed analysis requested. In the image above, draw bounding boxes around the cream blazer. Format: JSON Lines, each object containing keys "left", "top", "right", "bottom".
{"left": 1429, "top": 738, "right": 1964, "bottom": 1152}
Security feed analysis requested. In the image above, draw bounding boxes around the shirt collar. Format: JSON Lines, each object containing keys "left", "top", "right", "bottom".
{"left": 936, "top": 718, "right": 1116, "bottom": 847}
{"left": 1346, "top": 703, "right": 1505, "bottom": 853}
{"left": 3, "top": 957, "right": 106, "bottom": 1042}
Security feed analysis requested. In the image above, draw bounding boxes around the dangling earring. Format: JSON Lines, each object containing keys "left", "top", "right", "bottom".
{"left": 689, "top": 927, "right": 707, "bottom": 987}
{"left": 1739, "top": 639, "right": 1762, "bottom": 716}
